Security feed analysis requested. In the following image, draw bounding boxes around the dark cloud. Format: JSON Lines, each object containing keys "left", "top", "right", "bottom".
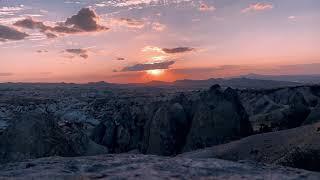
{"left": 0, "top": 25, "right": 28, "bottom": 41}
{"left": 65, "top": 48, "right": 89, "bottom": 59}
{"left": 79, "top": 54, "right": 89, "bottom": 59}
{"left": 50, "top": 25, "right": 82, "bottom": 34}
{"left": 116, "top": 18, "right": 145, "bottom": 28}
{"left": 45, "top": 32, "right": 57, "bottom": 39}
{"left": 13, "top": 18, "right": 48, "bottom": 31}
{"left": 117, "top": 57, "right": 125, "bottom": 61}
{"left": 162, "top": 47, "right": 195, "bottom": 54}
{"left": 66, "top": 48, "right": 87, "bottom": 54}
{"left": 0, "top": 73, "right": 13, "bottom": 76}
{"left": 13, "top": 8, "right": 108, "bottom": 38}
{"left": 13, "top": 17, "right": 79, "bottom": 35}
{"left": 14, "top": 18, "right": 59, "bottom": 38}
{"left": 65, "top": 8, "right": 108, "bottom": 32}
{"left": 36, "top": 50, "right": 48, "bottom": 53}
{"left": 121, "top": 61, "right": 175, "bottom": 72}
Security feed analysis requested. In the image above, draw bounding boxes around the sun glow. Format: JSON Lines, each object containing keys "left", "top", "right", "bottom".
{"left": 146, "top": 69, "right": 165, "bottom": 76}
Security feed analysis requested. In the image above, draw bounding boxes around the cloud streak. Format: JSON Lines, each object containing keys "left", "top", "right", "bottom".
{"left": 65, "top": 48, "right": 89, "bottom": 59}
{"left": 199, "top": 2, "right": 215, "bottom": 12}
{"left": 242, "top": 3, "right": 273, "bottom": 13}
{"left": 121, "top": 61, "right": 175, "bottom": 72}
{"left": 13, "top": 18, "right": 48, "bottom": 31}
{"left": 0, "top": 5, "right": 24, "bottom": 16}
{"left": 117, "top": 57, "right": 125, "bottom": 61}
{"left": 142, "top": 46, "right": 195, "bottom": 54}
{"left": 108, "top": 18, "right": 145, "bottom": 29}
{"left": 162, "top": 47, "right": 195, "bottom": 54}
{"left": 0, "top": 25, "right": 28, "bottom": 41}
{"left": 104, "top": 0, "right": 194, "bottom": 9}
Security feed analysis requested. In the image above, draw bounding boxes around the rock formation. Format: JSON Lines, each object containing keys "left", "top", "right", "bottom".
{"left": 181, "top": 122, "right": 320, "bottom": 172}
{"left": 142, "top": 94, "right": 191, "bottom": 155}
{"left": 183, "top": 86, "right": 252, "bottom": 152}
{"left": 0, "top": 112, "right": 107, "bottom": 163}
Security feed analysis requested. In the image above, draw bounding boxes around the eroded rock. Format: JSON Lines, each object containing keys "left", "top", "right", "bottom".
{"left": 0, "top": 112, "right": 107, "bottom": 163}
{"left": 183, "top": 86, "right": 252, "bottom": 152}
{"left": 0, "top": 154, "right": 319, "bottom": 180}
{"left": 181, "top": 122, "right": 320, "bottom": 172}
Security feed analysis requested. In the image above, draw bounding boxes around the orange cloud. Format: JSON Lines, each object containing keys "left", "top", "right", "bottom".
{"left": 142, "top": 46, "right": 163, "bottom": 53}
{"left": 242, "top": 3, "right": 273, "bottom": 13}
{"left": 199, "top": 2, "right": 216, "bottom": 12}
{"left": 0, "top": 24, "right": 28, "bottom": 41}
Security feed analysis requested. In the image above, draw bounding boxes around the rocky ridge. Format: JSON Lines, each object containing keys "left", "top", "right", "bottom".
{"left": 1, "top": 83, "right": 320, "bottom": 176}
{"left": 0, "top": 154, "right": 320, "bottom": 180}
{"left": 181, "top": 122, "right": 320, "bottom": 172}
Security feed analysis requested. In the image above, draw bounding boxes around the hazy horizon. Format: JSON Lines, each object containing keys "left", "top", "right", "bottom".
{"left": 1, "top": 0, "right": 319, "bottom": 83}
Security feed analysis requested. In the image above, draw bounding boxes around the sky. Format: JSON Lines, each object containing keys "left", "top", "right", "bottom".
{"left": 0, "top": 0, "right": 319, "bottom": 83}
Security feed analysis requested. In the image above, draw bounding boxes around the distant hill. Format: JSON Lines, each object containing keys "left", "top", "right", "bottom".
{"left": 128, "top": 78, "right": 301, "bottom": 90}
{"left": 0, "top": 78, "right": 302, "bottom": 90}
{"left": 240, "top": 74, "right": 320, "bottom": 84}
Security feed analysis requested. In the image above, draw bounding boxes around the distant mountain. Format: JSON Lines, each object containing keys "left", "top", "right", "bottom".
{"left": 85, "top": 81, "right": 114, "bottom": 87}
{"left": 240, "top": 73, "right": 320, "bottom": 84}
{"left": 0, "top": 77, "right": 303, "bottom": 90}
{"left": 128, "top": 78, "right": 301, "bottom": 90}
{"left": 0, "top": 81, "right": 114, "bottom": 89}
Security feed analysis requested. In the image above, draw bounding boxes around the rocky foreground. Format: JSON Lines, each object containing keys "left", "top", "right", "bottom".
{"left": 181, "top": 122, "right": 320, "bottom": 172}
{"left": 1, "top": 82, "right": 320, "bottom": 179}
{"left": 0, "top": 154, "right": 320, "bottom": 180}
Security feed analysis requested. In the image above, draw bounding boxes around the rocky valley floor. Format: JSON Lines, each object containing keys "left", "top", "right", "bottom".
{"left": 0, "top": 80, "right": 320, "bottom": 179}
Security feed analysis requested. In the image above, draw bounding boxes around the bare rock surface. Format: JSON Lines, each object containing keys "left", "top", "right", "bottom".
{"left": 91, "top": 86, "right": 253, "bottom": 156}
{"left": 239, "top": 86, "right": 320, "bottom": 133}
{"left": 142, "top": 94, "right": 191, "bottom": 156}
{"left": 181, "top": 122, "right": 320, "bottom": 172}
{"left": 1, "top": 83, "right": 320, "bottom": 175}
{"left": 303, "top": 108, "right": 320, "bottom": 125}
{"left": 0, "top": 112, "right": 107, "bottom": 163}
{"left": 0, "top": 154, "right": 320, "bottom": 180}
{"left": 183, "top": 86, "right": 252, "bottom": 152}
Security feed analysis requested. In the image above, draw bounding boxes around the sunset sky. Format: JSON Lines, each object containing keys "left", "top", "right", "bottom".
{"left": 0, "top": 0, "right": 319, "bottom": 83}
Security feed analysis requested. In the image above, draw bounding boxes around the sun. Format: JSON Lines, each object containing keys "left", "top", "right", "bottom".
{"left": 146, "top": 69, "right": 165, "bottom": 76}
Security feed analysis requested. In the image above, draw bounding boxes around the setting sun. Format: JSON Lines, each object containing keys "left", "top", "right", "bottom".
{"left": 146, "top": 69, "right": 165, "bottom": 76}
